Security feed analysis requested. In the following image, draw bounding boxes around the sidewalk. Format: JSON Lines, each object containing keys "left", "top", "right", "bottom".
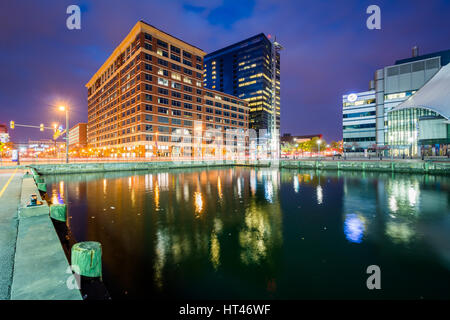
{"left": 0, "top": 168, "right": 82, "bottom": 300}
{"left": 0, "top": 168, "right": 22, "bottom": 299}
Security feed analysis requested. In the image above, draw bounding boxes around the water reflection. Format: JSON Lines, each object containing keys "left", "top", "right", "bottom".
{"left": 46, "top": 168, "right": 450, "bottom": 299}
{"left": 194, "top": 191, "right": 203, "bottom": 216}
{"left": 344, "top": 213, "right": 366, "bottom": 243}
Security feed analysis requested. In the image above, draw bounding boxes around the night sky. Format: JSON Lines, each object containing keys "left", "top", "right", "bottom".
{"left": 1, "top": 0, "right": 450, "bottom": 143}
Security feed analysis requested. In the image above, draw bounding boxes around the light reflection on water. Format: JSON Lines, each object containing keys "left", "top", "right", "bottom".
{"left": 47, "top": 168, "right": 450, "bottom": 299}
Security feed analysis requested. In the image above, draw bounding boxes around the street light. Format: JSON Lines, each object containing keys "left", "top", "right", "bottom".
{"left": 58, "top": 105, "right": 69, "bottom": 163}
{"left": 317, "top": 139, "right": 322, "bottom": 157}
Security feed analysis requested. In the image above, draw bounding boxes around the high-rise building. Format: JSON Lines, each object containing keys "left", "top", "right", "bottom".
{"left": 203, "top": 34, "right": 281, "bottom": 142}
{"left": 86, "top": 21, "right": 249, "bottom": 159}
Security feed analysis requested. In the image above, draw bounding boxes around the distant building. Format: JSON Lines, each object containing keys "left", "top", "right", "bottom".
{"left": 0, "top": 124, "right": 9, "bottom": 143}
{"left": 342, "top": 90, "right": 376, "bottom": 153}
{"left": 69, "top": 123, "right": 87, "bottom": 148}
{"left": 281, "top": 133, "right": 323, "bottom": 145}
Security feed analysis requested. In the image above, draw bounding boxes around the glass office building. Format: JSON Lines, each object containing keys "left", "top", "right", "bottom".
{"left": 387, "top": 62, "right": 450, "bottom": 157}
{"left": 344, "top": 47, "right": 450, "bottom": 157}
{"left": 204, "top": 34, "right": 281, "bottom": 134}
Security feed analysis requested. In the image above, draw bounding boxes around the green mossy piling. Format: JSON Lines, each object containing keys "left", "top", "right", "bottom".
{"left": 50, "top": 204, "right": 67, "bottom": 222}
{"left": 37, "top": 182, "right": 47, "bottom": 192}
{"left": 71, "top": 241, "right": 102, "bottom": 278}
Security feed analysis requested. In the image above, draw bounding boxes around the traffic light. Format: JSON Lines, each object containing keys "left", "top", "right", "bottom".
{"left": 10, "top": 121, "right": 14, "bottom": 129}
{"left": 40, "top": 123, "right": 44, "bottom": 131}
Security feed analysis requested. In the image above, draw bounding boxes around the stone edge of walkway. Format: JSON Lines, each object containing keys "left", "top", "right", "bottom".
{"left": 10, "top": 171, "right": 82, "bottom": 300}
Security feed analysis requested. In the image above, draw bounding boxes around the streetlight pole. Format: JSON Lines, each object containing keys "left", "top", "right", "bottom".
{"left": 59, "top": 106, "right": 69, "bottom": 164}
{"left": 317, "top": 139, "right": 321, "bottom": 158}
{"left": 66, "top": 107, "right": 69, "bottom": 164}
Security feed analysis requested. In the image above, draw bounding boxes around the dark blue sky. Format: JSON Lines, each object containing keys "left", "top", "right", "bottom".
{"left": 1, "top": 0, "right": 450, "bottom": 142}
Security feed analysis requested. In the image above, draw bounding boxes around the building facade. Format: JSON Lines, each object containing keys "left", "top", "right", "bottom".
{"left": 342, "top": 90, "right": 376, "bottom": 153}
{"left": 86, "top": 21, "right": 249, "bottom": 159}
{"left": 203, "top": 34, "right": 281, "bottom": 137}
{"left": 387, "top": 62, "right": 450, "bottom": 157}
{"left": 344, "top": 47, "right": 450, "bottom": 156}
{"left": 69, "top": 123, "right": 87, "bottom": 148}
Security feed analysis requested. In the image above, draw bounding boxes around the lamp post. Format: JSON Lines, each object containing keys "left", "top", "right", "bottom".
{"left": 59, "top": 106, "right": 69, "bottom": 164}
{"left": 317, "top": 139, "right": 321, "bottom": 157}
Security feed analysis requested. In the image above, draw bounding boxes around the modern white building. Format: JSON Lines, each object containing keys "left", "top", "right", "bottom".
{"left": 342, "top": 90, "right": 376, "bottom": 153}
{"left": 387, "top": 62, "right": 450, "bottom": 156}
{"left": 343, "top": 47, "right": 450, "bottom": 156}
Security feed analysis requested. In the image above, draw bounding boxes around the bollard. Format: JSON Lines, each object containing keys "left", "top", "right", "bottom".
{"left": 37, "top": 182, "right": 47, "bottom": 192}
{"left": 71, "top": 242, "right": 102, "bottom": 278}
{"left": 50, "top": 203, "right": 67, "bottom": 222}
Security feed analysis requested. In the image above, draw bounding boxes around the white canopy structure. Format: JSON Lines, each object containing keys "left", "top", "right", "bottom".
{"left": 390, "top": 62, "right": 450, "bottom": 120}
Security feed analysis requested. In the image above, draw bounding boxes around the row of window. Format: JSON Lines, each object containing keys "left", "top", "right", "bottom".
{"left": 343, "top": 111, "right": 376, "bottom": 118}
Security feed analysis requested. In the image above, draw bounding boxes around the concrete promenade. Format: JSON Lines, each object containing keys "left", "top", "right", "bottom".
{"left": 0, "top": 169, "right": 21, "bottom": 299}
{"left": 24, "top": 158, "right": 450, "bottom": 176}
{"left": 280, "top": 159, "right": 450, "bottom": 175}
{"left": 0, "top": 168, "right": 81, "bottom": 300}
{"left": 27, "top": 159, "right": 272, "bottom": 175}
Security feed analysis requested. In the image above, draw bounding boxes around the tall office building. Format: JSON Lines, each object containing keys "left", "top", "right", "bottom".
{"left": 203, "top": 34, "right": 281, "bottom": 145}
{"left": 86, "top": 21, "right": 249, "bottom": 159}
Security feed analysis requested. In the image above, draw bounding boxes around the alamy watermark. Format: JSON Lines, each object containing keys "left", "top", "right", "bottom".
{"left": 366, "top": 5, "right": 381, "bottom": 30}
{"left": 366, "top": 265, "right": 381, "bottom": 290}
{"left": 66, "top": 5, "right": 81, "bottom": 30}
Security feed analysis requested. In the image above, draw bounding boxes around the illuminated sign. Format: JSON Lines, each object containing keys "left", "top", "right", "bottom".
{"left": 347, "top": 94, "right": 358, "bottom": 102}
{"left": 347, "top": 93, "right": 358, "bottom": 102}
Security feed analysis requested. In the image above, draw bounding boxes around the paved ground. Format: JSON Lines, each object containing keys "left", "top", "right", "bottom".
{"left": 0, "top": 168, "right": 22, "bottom": 299}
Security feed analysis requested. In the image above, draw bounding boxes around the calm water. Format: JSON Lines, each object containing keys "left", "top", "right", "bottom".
{"left": 46, "top": 167, "right": 450, "bottom": 299}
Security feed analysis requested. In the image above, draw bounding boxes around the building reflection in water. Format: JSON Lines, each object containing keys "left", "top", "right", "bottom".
{"left": 44, "top": 168, "right": 450, "bottom": 299}
{"left": 344, "top": 213, "right": 366, "bottom": 243}
{"left": 194, "top": 191, "right": 203, "bottom": 216}
{"left": 316, "top": 185, "right": 323, "bottom": 205}
{"left": 240, "top": 169, "right": 282, "bottom": 266}
{"left": 341, "top": 173, "right": 449, "bottom": 246}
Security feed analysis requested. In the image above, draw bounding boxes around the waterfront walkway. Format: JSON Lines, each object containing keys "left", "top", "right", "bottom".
{"left": 0, "top": 168, "right": 22, "bottom": 299}
{"left": 0, "top": 168, "right": 82, "bottom": 300}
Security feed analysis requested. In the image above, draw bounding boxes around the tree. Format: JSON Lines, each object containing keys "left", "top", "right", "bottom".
{"left": 310, "top": 137, "right": 326, "bottom": 152}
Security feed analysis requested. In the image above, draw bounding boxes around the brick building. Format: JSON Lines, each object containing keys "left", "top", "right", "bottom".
{"left": 86, "top": 21, "right": 249, "bottom": 159}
